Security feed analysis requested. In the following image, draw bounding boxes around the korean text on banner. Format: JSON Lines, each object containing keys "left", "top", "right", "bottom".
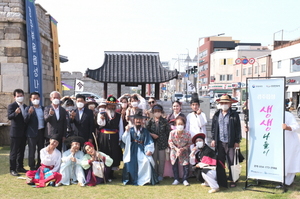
{"left": 187, "top": 80, "right": 196, "bottom": 92}
{"left": 247, "top": 78, "right": 285, "bottom": 182}
{"left": 25, "top": 0, "right": 43, "bottom": 104}
{"left": 50, "top": 16, "right": 62, "bottom": 94}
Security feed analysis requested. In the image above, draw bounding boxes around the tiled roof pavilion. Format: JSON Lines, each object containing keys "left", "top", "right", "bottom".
{"left": 86, "top": 51, "right": 178, "bottom": 98}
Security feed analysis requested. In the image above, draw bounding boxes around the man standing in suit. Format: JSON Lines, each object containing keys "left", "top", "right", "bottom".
{"left": 44, "top": 91, "right": 67, "bottom": 152}
{"left": 7, "top": 89, "right": 28, "bottom": 176}
{"left": 24, "top": 92, "right": 45, "bottom": 170}
{"left": 70, "top": 94, "right": 94, "bottom": 142}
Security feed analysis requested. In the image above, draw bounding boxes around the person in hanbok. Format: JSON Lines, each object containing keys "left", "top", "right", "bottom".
{"left": 168, "top": 116, "right": 191, "bottom": 186}
{"left": 81, "top": 142, "right": 113, "bottom": 186}
{"left": 56, "top": 136, "right": 86, "bottom": 187}
{"left": 122, "top": 110, "right": 159, "bottom": 186}
{"left": 280, "top": 111, "right": 300, "bottom": 186}
{"left": 190, "top": 133, "right": 227, "bottom": 193}
{"left": 185, "top": 93, "right": 207, "bottom": 140}
{"left": 26, "top": 134, "right": 62, "bottom": 188}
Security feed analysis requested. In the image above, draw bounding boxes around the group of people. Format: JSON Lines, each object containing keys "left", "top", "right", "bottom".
{"left": 7, "top": 88, "right": 299, "bottom": 192}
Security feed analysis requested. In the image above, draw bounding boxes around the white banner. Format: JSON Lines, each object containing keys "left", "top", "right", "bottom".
{"left": 187, "top": 80, "right": 196, "bottom": 92}
{"left": 75, "top": 79, "right": 84, "bottom": 92}
{"left": 247, "top": 78, "right": 285, "bottom": 182}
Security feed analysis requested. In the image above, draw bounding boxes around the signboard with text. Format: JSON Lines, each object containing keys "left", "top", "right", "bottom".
{"left": 247, "top": 78, "right": 285, "bottom": 182}
{"left": 25, "top": 0, "right": 43, "bottom": 104}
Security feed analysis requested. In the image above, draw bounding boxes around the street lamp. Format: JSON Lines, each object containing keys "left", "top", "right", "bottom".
{"left": 197, "top": 33, "right": 225, "bottom": 96}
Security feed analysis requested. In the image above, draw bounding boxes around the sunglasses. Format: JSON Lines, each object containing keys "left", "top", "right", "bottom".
{"left": 148, "top": 101, "right": 155, "bottom": 104}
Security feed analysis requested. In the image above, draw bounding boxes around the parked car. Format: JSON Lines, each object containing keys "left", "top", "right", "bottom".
{"left": 77, "top": 92, "right": 103, "bottom": 103}
{"left": 231, "top": 97, "right": 242, "bottom": 113}
{"left": 173, "top": 93, "right": 184, "bottom": 102}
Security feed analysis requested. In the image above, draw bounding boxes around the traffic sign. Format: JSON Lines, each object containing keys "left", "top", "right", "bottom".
{"left": 242, "top": 58, "right": 249, "bottom": 65}
{"left": 235, "top": 58, "right": 242, "bottom": 64}
{"left": 249, "top": 58, "right": 255, "bottom": 64}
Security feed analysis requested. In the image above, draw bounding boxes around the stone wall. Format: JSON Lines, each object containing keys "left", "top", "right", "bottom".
{"left": 0, "top": 1, "right": 55, "bottom": 145}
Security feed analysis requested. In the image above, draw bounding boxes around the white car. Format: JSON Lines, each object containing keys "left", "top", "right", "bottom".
{"left": 77, "top": 92, "right": 103, "bottom": 103}
{"left": 231, "top": 97, "right": 242, "bottom": 113}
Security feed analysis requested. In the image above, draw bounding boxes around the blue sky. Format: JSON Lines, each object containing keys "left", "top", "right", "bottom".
{"left": 36, "top": 0, "right": 300, "bottom": 73}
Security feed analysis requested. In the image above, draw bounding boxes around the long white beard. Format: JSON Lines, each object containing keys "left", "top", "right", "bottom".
{"left": 107, "top": 110, "right": 115, "bottom": 118}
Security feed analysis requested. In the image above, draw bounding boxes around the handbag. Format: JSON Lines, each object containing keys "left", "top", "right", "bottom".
{"left": 230, "top": 148, "right": 242, "bottom": 182}
{"left": 92, "top": 161, "right": 105, "bottom": 178}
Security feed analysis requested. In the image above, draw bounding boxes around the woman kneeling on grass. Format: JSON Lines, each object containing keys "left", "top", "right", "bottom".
{"left": 26, "top": 134, "right": 62, "bottom": 188}
{"left": 190, "top": 133, "right": 228, "bottom": 193}
{"left": 81, "top": 142, "right": 113, "bottom": 186}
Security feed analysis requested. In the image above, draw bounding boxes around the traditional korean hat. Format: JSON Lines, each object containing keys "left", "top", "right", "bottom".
{"left": 50, "top": 134, "right": 60, "bottom": 142}
{"left": 216, "top": 94, "right": 238, "bottom": 103}
{"left": 190, "top": 92, "right": 203, "bottom": 104}
{"left": 128, "top": 109, "right": 148, "bottom": 119}
{"left": 106, "top": 95, "right": 119, "bottom": 105}
{"left": 192, "top": 133, "right": 206, "bottom": 144}
{"left": 64, "top": 136, "right": 85, "bottom": 148}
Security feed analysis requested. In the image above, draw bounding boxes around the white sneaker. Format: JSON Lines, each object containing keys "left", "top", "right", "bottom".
{"left": 183, "top": 180, "right": 190, "bottom": 186}
{"left": 172, "top": 180, "right": 180, "bottom": 185}
{"left": 208, "top": 188, "right": 219, "bottom": 193}
{"left": 201, "top": 182, "right": 209, "bottom": 187}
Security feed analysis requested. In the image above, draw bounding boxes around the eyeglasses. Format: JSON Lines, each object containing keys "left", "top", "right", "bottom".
{"left": 148, "top": 101, "right": 155, "bottom": 104}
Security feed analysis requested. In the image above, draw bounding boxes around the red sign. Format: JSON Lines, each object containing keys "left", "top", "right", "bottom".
{"left": 249, "top": 58, "right": 255, "bottom": 64}
{"left": 235, "top": 58, "right": 242, "bottom": 64}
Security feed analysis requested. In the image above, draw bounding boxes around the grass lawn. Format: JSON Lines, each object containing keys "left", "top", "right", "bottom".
{"left": 0, "top": 139, "right": 300, "bottom": 199}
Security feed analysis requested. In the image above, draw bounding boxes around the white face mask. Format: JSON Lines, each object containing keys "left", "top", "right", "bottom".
{"left": 76, "top": 102, "right": 84, "bottom": 108}
{"left": 99, "top": 108, "right": 106, "bottom": 113}
{"left": 196, "top": 141, "right": 204, "bottom": 149}
{"left": 88, "top": 104, "right": 95, "bottom": 109}
{"left": 32, "top": 99, "right": 40, "bottom": 105}
{"left": 154, "top": 112, "right": 161, "bottom": 118}
{"left": 176, "top": 125, "right": 184, "bottom": 131}
{"left": 131, "top": 102, "right": 138, "bottom": 107}
{"left": 65, "top": 106, "right": 74, "bottom": 112}
{"left": 52, "top": 99, "right": 60, "bottom": 105}
{"left": 16, "top": 96, "right": 24, "bottom": 103}
{"left": 220, "top": 104, "right": 229, "bottom": 111}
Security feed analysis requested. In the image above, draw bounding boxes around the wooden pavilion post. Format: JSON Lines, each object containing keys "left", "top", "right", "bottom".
{"left": 141, "top": 84, "right": 146, "bottom": 98}
{"left": 155, "top": 83, "right": 160, "bottom": 100}
{"left": 103, "top": 83, "right": 107, "bottom": 99}
{"left": 117, "top": 83, "right": 121, "bottom": 98}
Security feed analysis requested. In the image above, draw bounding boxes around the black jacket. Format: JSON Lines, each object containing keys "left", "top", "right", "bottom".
{"left": 211, "top": 108, "right": 241, "bottom": 148}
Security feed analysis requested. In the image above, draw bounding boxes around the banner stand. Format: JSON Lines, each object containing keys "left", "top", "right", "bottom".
{"left": 243, "top": 76, "right": 287, "bottom": 194}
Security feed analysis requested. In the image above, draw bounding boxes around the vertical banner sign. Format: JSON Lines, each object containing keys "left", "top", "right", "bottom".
{"left": 50, "top": 16, "right": 62, "bottom": 94}
{"left": 247, "top": 78, "right": 285, "bottom": 182}
{"left": 25, "top": 0, "right": 43, "bottom": 104}
{"left": 186, "top": 80, "right": 196, "bottom": 92}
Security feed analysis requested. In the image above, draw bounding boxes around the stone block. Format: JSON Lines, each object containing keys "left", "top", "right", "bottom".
{"left": 0, "top": 31, "right": 3, "bottom": 39}
{"left": 0, "top": 40, "right": 24, "bottom": 47}
{"left": 0, "top": 6, "right": 4, "bottom": 12}
{"left": 1, "top": 63, "right": 28, "bottom": 75}
{"left": 6, "top": 12, "right": 23, "bottom": 23}
{"left": 4, "top": 26, "right": 20, "bottom": 34}
{"left": 0, "top": 56, "right": 7, "bottom": 63}
{"left": 4, "top": 47, "right": 22, "bottom": 56}
{"left": 0, "top": 47, "right": 4, "bottom": 56}
{"left": 2, "top": 74, "right": 28, "bottom": 93}
{"left": 7, "top": 56, "right": 25, "bottom": 63}
{"left": 5, "top": 33, "right": 20, "bottom": 39}
{"left": 3, "top": 6, "right": 10, "bottom": 12}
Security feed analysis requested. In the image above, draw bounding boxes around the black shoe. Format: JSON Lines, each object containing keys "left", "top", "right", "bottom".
{"left": 17, "top": 168, "right": 28, "bottom": 173}
{"left": 10, "top": 170, "right": 20, "bottom": 176}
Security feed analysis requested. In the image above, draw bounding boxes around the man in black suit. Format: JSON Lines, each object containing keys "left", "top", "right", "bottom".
{"left": 70, "top": 94, "right": 94, "bottom": 142}
{"left": 24, "top": 92, "right": 45, "bottom": 170}
{"left": 44, "top": 91, "right": 67, "bottom": 152}
{"left": 7, "top": 89, "right": 28, "bottom": 176}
